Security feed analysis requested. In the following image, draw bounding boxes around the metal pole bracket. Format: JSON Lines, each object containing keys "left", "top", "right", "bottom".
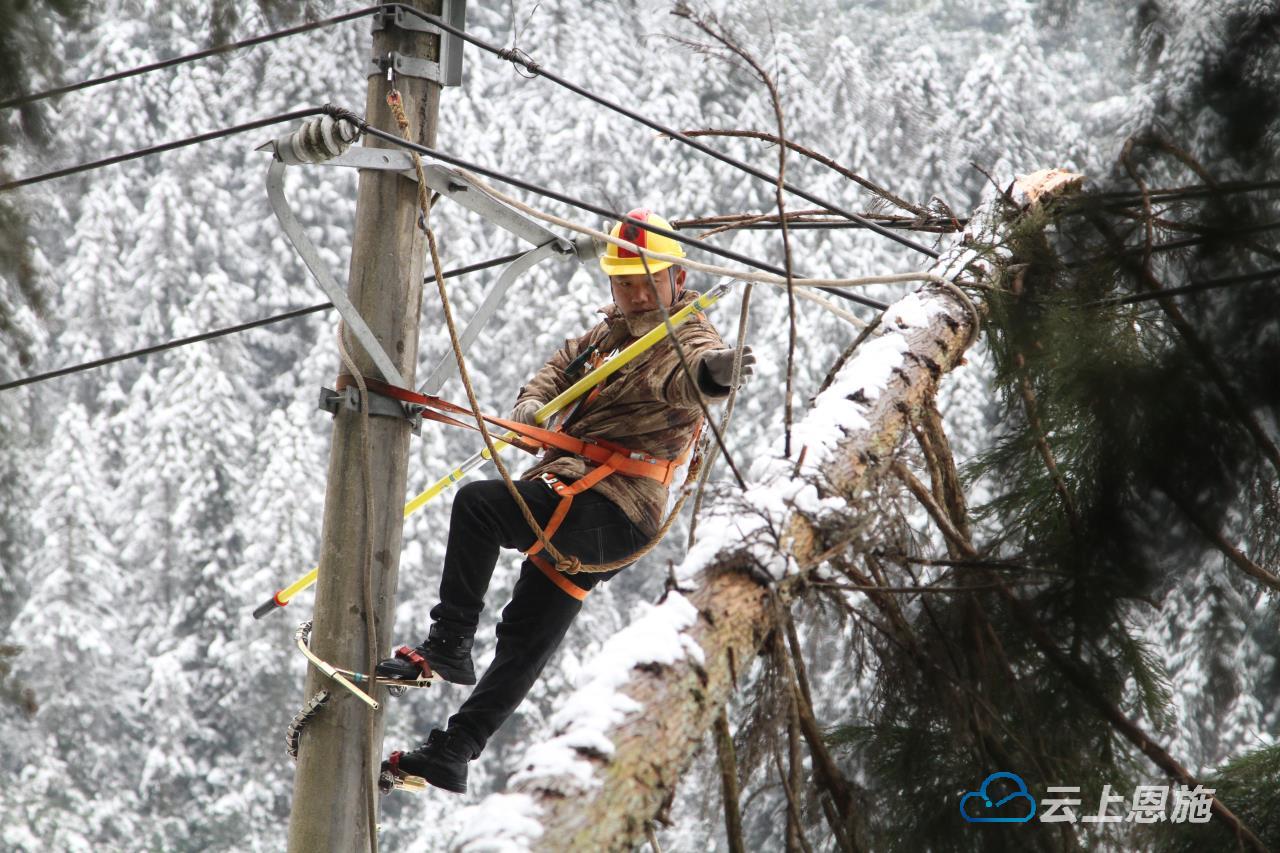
{"left": 370, "top": 1, "right": 467, "bottom": 87}
{"left": 368, "top": 51, "right": 443, "bottom": 84}
{"left": 319, "top": 386, "right": 424, "bottom": 435}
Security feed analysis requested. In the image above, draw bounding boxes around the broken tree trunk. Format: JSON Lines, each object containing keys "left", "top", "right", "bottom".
{"left": 453, "top": 273, "right": 982, "bottom": 852}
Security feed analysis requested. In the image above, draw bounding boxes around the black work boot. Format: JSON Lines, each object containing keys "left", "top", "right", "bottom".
{"left": 376, "top": 623, "right": 476, "bottom": 685}
{"left": 394, "top": 729, "right": 478, "bottom": 794}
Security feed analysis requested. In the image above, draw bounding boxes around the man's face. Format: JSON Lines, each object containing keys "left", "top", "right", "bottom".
{"left": 610, "top": 266, "right": 685, "bottom": 315}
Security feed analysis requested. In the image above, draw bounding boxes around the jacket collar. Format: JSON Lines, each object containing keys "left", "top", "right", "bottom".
{"left": 596, "top": 288, "right": 702, "bottom": 330}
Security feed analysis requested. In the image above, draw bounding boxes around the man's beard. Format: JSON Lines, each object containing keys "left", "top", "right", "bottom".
{"left": 622, "top": 308, "right": 669, "bottom": 337}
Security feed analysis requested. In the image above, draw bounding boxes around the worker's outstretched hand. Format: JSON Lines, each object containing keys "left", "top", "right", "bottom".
{"left": 702, "top": 346, "right": 756, "bottom": 388}
{"left": 511, "top": 399, "right": 542, "bottom": 425}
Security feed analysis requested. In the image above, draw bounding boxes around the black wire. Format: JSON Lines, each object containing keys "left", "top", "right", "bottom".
{"left": 1063, "top": 220, "right": 1280, "bottom": 269}
{"left": 1065, "top": 180, "right": 1280, "bottom": 213}
{"left": 0, "top": 250, "right": 526, "bottom": 393}
{"left": 386, "top": 4, "right": 940, "bottom": 261}
{"left": 334, "top": 108, "right": 891, "bottom": 312}
{"left": 0, "top": 108, "right": 326, "bottom": 193}
{"left": 0, "top": 7, "right": 382, "bottom": 111}
{"left": 680, "top": 219, "right": 964, "bottom": 233}
{"left": 0, "top": 304, "right": 329, "bottom": 393}
{"left": 1091, "top": 267, "right": 1279, "bottom": 308}
{"left": 3, "top": 1, "right": 934, "bottom": 261}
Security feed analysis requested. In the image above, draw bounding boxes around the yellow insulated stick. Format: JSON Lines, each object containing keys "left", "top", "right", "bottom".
{"left": 253, "top": 284, "right": 727, "bottom": 619}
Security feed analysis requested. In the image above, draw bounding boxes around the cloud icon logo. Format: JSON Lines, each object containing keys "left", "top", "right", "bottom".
{"left": 960, "top": 772, "right": 1037, "bottom": 823}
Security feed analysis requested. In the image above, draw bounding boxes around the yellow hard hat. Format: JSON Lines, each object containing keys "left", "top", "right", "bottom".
{"left": 599, "top": 208, "right": 686, "bottom": 276}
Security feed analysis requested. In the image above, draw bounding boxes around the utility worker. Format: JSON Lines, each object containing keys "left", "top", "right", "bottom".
{"left": 378, "top": 209, "right": 755, "bottom": 794}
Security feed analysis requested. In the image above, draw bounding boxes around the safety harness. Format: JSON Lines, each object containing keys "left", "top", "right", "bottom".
{"left": 518, "top": 348, "right": 701, "bottom": 599}
{"left": 336, "top": 360, "right": 701, "bottom": 600}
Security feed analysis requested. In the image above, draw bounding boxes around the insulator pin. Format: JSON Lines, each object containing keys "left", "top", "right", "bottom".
{"left": 272, "top": 115, "right": 360, "bottom": 166}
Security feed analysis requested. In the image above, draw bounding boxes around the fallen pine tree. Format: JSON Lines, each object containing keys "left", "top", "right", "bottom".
{"left": 449, "top": 225, "right": 989, "bottom": 851}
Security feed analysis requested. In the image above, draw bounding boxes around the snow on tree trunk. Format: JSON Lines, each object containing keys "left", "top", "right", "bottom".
{"left": 452, "top": 273, "right": 980, "bottom": 852}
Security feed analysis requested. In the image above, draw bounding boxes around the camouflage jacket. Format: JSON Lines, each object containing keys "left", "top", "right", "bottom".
{"left": 514, "top": 289, "right": 729, "bottom": 536}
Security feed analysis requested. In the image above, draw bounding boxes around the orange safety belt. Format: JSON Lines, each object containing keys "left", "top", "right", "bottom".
{"left": 337, "top": 355, "right": 703, "bottom": 600}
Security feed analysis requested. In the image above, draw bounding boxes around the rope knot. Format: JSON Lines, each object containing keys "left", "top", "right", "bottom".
{"left": 386, "top": 89, "right": 411, "bottom": 134}
{"left": 556, "top": 556, "right": 583, "bottom": 575}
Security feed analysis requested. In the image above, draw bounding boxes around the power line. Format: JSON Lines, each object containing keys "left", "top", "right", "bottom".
{"left": 3, "top": 15, "right": 901, "bottom": 311}
{"left": 0, "top": 108, "right": 326, "bottom": 193}
{"left": 0, "top": 250, "right": 526, "bottom": 393}
{"left": 1092, "top": 267, "right": 1279, "bottom": 308}
{"left": 0, "top": 7, "right": 382, "bottom": 111}
{"left": 385, "top": 4, "right": 940, "bottom": 261}
{"left": 4, "top": 89, "right": 887, "bottom": 311}
{"left": 674, "top": 216, "right": 965, "bottom": 234}
{"left": 0, "top": 304, "right": 328, "bottom": 393}
{"left": 1066, "top": 179, "right": 1280, "bottom": 212}
{"left": 11, "top": 3, "right": 938, "bottom": 262}
{"left": 335, "top": 107, "right": 891, "bottom": 311}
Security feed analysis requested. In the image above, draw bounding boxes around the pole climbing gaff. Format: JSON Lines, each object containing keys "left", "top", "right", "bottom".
{"left": 251, "top": 283, "right": 729, "bottom": 619}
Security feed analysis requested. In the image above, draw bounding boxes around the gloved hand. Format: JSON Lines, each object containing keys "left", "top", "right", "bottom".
{"left": 701, "top": 346, "right": 756, "bottom": 388}
{"left": 510, "top": 399, "right": 542, "bottom": 426}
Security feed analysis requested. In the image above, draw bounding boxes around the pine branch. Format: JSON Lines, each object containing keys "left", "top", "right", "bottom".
{"left": 1087, "top": 215, "right": 1280, "bottom": 479}
{"left": 999, "top": 587, "right": 1269, "bottom": 853}
{"left": 1013, "top": 353, "right": 1083, "bottom": 536}
{"left": 782, "top": 612, "right": 861, "bottom": 851}
{"left": 902, "top": 422, "right": 1271, "bottom": 852}
{"left": 772, "top": 734, "right": 815, "bottom": 853}
{"left": 1162, "top": 486, "right": 1280, "bottom": 593}
{"left": 892, "top": 461, "right": 973, "bottom": 555}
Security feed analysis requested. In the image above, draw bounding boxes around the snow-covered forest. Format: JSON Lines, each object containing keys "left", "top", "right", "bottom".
{"left": 1, "top": 0, "right": 1277, "bottom": 850}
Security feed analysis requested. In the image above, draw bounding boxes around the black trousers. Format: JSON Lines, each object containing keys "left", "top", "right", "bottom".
{"left": 427, "top": 477, "right": 646, "bottom": 754}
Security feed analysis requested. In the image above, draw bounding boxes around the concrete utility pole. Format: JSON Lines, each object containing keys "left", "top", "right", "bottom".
{"left": 287, "top": 2, "right": 442, "bottom": 850}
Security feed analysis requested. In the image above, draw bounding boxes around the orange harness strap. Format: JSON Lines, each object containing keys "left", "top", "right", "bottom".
{"left": 527, "top": 553, "right": 589, "bottom": 601}
{"left": 340, "top": 374, "right": 680, "bottom": 483}
{"left": 340, "top": 360, "right": 704, "bottom": 601}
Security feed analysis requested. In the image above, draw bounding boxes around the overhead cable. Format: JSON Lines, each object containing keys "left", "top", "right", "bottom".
{"left": 0, "top": 108, "right": 327, "bottom": 193}
{"left": 0, "top": 250, "right": 525, "bottom": 393}
{"left": 0, "top": 6, "right": 382, "bottom": 111}
{"left": 385, "top": 4, "right": 941, "bottom": 261}
{"left": 459, "top": 167, "right": 952, "bottom": 297}
{"left": 6, "top": 0, "right": 929, "bottom": 261}
{"left": 0, "top": 303, "right": 329, "bottom": 393}
{"left": 1091, "top": 267, "right": 1279, "bottom": 308}
{"left": 4, "top": 94, "right": 892, "bottom": 312}
{"left": 332, "top": 106, "right": 891, "bottom": 311}
{"left": 1076, "top": 179, "right": 1280, "bottom": 206}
